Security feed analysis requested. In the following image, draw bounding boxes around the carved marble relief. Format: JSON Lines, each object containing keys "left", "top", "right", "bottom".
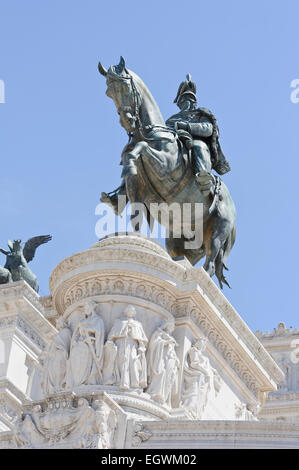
{"left": 103, "top": 305, "right": 148, "bottom": 391}
{"left": 181, "top": 338, "right": 221, "bottom": 418}
{"left": 146, "top": 320, "right": 180, "bottom": 407}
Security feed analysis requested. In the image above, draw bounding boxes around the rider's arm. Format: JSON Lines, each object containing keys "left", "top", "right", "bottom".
{"left": 188, "top": 118, "right": 213, "bottom": 137}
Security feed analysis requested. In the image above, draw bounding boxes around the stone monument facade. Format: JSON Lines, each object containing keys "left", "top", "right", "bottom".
{"left": 0, "top": 234, "right": 299, "bottom": 449}
{"left": 256, "top": 323, "right": 299, "bottom": 422}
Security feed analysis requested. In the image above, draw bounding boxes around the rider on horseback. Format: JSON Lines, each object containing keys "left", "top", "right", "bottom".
{"left": 101, "top": 73, "right": 231, "bottom": 211}
{"left": 166, "top": 74, "right": 231, "bottom": 196}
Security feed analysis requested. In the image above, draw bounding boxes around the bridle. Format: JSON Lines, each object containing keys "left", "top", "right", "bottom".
{"left": 110, "top": 70, "right": 176, "bottom": 142}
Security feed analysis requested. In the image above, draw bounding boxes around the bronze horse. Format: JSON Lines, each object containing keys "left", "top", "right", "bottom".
{"left": 98, "top": 58, "right": 236, "bottom": 288}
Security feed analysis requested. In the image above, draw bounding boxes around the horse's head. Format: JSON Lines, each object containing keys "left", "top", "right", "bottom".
{"left": 98, "top": 57, "right": 140, "bottom": 133}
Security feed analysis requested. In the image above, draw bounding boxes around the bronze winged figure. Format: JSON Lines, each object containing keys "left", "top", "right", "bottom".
{"left": 0, "top": 235, "right": 52, "bottom": 292}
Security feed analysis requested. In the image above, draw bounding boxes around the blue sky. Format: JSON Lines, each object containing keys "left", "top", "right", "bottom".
{"left": 0, "top": 0, "right": 298, "bottom": 333}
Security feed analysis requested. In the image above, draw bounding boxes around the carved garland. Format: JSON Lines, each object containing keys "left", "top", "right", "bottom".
{"left": 55, "top": 274, "right": 178, "bottom": 316}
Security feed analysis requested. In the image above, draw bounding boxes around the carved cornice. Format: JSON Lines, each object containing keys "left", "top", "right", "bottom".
{"left": 16, "top": 317, "right": 46, "bottom": 351}
{"left": 91, "top": 234, "right": 170, "bottom": 258}
{"left": 107, "top": 391, "right": 176, "bottom": 421}
{"left": 49, "top": 238, "right": 184, "bottom": 295}
{"left": 0, "top": 314, "right": 46, "bottom": 354}
{"left": 188, "top": 271, "right": 284, "bottom": 386}
{"left": 187, "top": 307, "right": 259, "bottom": 395}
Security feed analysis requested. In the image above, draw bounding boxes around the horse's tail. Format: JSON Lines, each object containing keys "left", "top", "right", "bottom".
{"left": 215, "top": 224, "right": 236, "bottom": 289}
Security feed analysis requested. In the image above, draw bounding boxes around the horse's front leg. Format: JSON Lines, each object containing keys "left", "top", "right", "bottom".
{"left": 121, "top": 141, "right": 148, "bottom": 177}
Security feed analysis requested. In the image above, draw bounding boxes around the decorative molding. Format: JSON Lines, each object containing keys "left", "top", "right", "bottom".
{"left": 16, "top": 317, "right": 46, "bottom": 351}
{"left": 266, "top": 391, "right": 299, "bottom": 402}
{"left": 49, "top": 239, "right": 184, "bottom": 295}
{"left": 0, "top": 315, "right": 46, "bottom": 351}
{"left": 191, "top": 272, "right": 284, "bottom": 386}
{"left": 106, "top": 391, "right": 178, "bottom": 421}
{"left": 131, "top": 419, "right": 299, "bottom": 445}
{"left": 0, "top": 316, "right": 17, "bottom": 329}
{"left": 91, "top": 235, "right": 170, "bottom": 258}
{"left": 62, "top": 274, "right": 177, "bottom": 315}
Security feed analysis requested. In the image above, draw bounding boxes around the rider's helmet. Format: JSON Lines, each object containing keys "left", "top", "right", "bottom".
{"left": 173, "top": 74, "right": 197, "bottom": 106}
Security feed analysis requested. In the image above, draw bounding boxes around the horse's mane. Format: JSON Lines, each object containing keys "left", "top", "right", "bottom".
{"left": 128, "top": 70, "right": 165, "bottom": 126}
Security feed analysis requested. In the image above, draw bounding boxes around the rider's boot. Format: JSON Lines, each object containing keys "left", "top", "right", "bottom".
{"left": 195, "top": 170, "right": 215, "bottom": 197}
{"left": 192, "top": 145, "right": 214, "bottom": 196}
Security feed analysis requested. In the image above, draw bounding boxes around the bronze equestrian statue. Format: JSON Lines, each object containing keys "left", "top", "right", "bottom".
{"left": 98, "top": 58, "right": 236, "bottom": 289}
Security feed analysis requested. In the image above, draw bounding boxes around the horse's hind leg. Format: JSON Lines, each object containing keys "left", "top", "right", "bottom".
{"left": 203, "top": 219, "right": 232, "bottom": 287}
{"left": 203, "top": 235, "right": 222, "bottom": 279}
{"left": 214, "top": 247, "right": 229, "bottom": 289}
{"left": 215, "top": 226, "right": 236, "bottom": 289}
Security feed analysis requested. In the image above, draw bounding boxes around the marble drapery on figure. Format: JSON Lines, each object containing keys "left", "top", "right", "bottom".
{"left": 104, "top": 305, "right": 148, "bottom": 390}
{"left": 146, "top": 320, "right": 180, "bottom": 407}
{"left": 67, "top": 302, "right": 105, "bottom": 387}
{"left": 42, "top": 317, "right": 72, "bottom": 395}
{"left": 181, "top": 338, "right": 221, "bottom": 418}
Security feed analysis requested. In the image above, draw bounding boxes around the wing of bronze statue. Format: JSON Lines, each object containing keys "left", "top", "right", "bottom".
{"left": 23, "top": 235, "right": 52, "bottom": 263}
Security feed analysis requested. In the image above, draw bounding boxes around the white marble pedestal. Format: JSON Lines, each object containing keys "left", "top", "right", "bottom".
{"left": 1, "top": 234, "right": 297, "bottom": 449}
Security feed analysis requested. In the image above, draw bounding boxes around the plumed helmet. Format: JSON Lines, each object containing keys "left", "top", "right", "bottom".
{"left": 173, "top": 74, "right": 197, "bottom": 104}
